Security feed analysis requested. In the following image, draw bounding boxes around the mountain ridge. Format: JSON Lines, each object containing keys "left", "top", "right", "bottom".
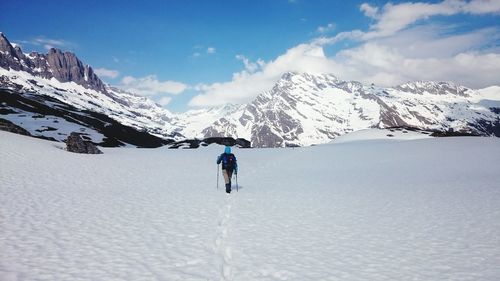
{"left": 196, "top": 71, "right": 499, "bottom": 147}
{"left": 0, "top": 33, "right": 106, "bottom": 92}
{"left": 1, "top": 32, "right": 499, "bottom": 147}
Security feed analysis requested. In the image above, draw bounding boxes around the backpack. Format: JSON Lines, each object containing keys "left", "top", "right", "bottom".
{"left": 222, "top": 153, "right": 236, "bottom": 170}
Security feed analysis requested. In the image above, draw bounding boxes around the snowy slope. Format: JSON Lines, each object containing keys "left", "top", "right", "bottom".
{"left": 173, "top": 104, "right": 247, "bottom": 139}
{"left": 0, "top": 68, "right": 178, "bottom": 142}
{"left": 1, "top": 130, "right": 500, "bottom": 280}
{"left": 200, "top": 72, "right": 500, "bottom": 147}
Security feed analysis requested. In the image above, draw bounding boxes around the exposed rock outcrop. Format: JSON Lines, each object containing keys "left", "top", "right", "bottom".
{"left": 0, "top": 32, "right": 105, "bottom": 92}
{"left": 66, "top": 132, "right": 102, "bottom": 154}
{"left": 0, "top": 117, "right": 31, "bottom": 136}
{"left": 167, "top": 137, "right": 251, "bottom": 149}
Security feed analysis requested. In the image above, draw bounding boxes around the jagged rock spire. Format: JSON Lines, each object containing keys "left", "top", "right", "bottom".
{"left": 0, "top": 32, "right": 106, "bottom": 92}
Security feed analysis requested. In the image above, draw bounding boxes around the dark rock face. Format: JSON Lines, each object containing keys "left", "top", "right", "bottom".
{"left": 168, "top": 137, "right": 251, "bottom": 149}
{"left": 0, "top": 33, "right": 25, "bottom": 71}
{"left": 0, "top": 117, "right": 31, "bottom": 136}
{"left": 251, "top": 125, "right": 284, "bottom": 148}
{"left": 1, "top": 89, "right": 173, "bottom": 148}
{"left": 375, "top": 96, "right": 410, "bottom": 127}
{"left": 45, "top": 48, "right": 105, "bottom": 91}
{"left": 0, "top": 32, "right": 106, "bottom": 92}
{"left": 66, "top": 132, "right": 103, "bottom": 154}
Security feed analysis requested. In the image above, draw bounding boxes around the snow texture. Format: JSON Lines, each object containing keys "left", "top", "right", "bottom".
{"left": 1, "top": 130, "right": 500, "bottom": 280}
{"left": 330, "top": 128, "right": 432, "bottom": 144}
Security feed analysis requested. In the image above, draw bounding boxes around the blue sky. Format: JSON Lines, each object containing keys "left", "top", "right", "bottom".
{"left": 1, "top": 0, "right": 500, "bottom": 112}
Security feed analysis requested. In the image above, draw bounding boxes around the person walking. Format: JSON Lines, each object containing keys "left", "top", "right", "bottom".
{"left": 217, "top": 146, "right": 238, "bottom": 193}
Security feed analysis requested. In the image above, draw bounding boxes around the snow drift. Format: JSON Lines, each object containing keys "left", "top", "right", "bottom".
{"left": 1, "top": 130, "right": 499, "bottom": 280}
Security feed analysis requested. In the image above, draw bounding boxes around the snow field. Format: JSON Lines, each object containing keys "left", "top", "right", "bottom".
{"left": 230, "top": 139, "right": 500, "bottom": 280}
{"left": 1, "top": 130, "right": 500, "bottom": 280}
{"left": 330, "top": 128, "right": 432, "bottom": 143}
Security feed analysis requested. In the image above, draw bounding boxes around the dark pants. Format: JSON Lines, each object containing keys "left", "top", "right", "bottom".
{"left": 222, "top": 169, "right": 233, "bottom": 193}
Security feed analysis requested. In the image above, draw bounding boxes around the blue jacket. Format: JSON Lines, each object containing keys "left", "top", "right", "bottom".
{"left": 217, "top": 153, "right": 238, "bottom": 172}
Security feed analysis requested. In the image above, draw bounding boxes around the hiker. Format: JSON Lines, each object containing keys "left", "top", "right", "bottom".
{"left": 217, "top": 146, "right": 238, "bottom": 193}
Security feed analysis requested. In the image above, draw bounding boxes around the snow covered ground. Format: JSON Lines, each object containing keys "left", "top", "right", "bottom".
{"left": 330, "top": 128, "right": 432, "bottom": 144}
{"left": 1, "top": 130, "right": 500, "bottom": 281}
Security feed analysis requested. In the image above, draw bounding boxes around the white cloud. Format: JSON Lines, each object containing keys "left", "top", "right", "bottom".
{"left": 158, "top": 96, "right": 172, "bottom": 106}
{"left": 94, "top": 68, "right": 120, "bottom": 79}
{"left": 120, "top": 75, "right": 187, "bottom": 96}
{"left": 188, "top": 0, "right": 500, "bottom": 107}
{"left": 189, "top": 44, "right": 332, "bottom": 107}
{"left": 317, "top": 23, "right": 336, "bottom": 34}
{"left": 235, "top": 55, "right": 266, "bottom": 73}
{"left": 330, "top": 39, "right": 500, "bottom": 87}
{"left": 360, "top": 3, "right": 379, "bottom": 18}
{"left": 462, "top": 0, "right": 500, "bottom": 14}
{"left": 361, "top": 0, "right": 500, "bottom": 39}
{"left": 20, "top": 36, "right": 74, "bottom": 50}
{"left": 191, "top": 46, "right": 216, "bottom": 58}
{"left": 121, "top": 76, "right": 135, "bottom": 85}
{"left": 312, "top": 29, "right": 365, "bottom": 46}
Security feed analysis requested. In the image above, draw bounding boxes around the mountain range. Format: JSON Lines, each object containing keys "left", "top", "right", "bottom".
{"left": 1, "top": 32, "right": 499, "bottom": 147}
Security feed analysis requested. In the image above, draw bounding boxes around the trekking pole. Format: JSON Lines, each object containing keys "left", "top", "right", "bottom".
{"left": 216, "top": 164, "right": 219, "bottom": 190}
{"left": 236, "top": 173, "right": 238, "bottom": 192}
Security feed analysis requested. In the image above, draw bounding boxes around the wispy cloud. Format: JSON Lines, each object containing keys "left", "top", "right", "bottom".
{"left": 317, "top": 23, "right": 336, "bottom": 34}
{"left": 189, "top": 0, "right": 500, "bottom": 107}
{"left": 360, "top": 3, "right": 379, "bottom": 18}
{"left": 189, "top": 44, "right": 328, "bottom": 107}
{"left": 360, "top": 0, "right": 500, "bottom": 39}
{"left": 19, "top": 36, "right": 75, "bottom": 50}
{"left": 191, "top": 46, "right": 216, "bottom": 58}
{"left": 191, "top": 52, "right": 202, "bottom": 58}
{"left": 235, "top": 55, "right": 265, "bottom": 73}
{"left": 120, "top": 75, "right": 187, "bottom": 96}
{"left": 94, "top": 68, "right": 120, "bottom": 79}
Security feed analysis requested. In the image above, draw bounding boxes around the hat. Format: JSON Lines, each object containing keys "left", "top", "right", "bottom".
{"left": 224, "top": 146, "right": 231, "bottom": 154}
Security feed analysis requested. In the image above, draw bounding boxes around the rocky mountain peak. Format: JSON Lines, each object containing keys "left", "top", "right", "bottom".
{"left": 0, "top": 32, "right": 16, "bottom": 56}
{"left": 276, "top": 72, "right": 341, "bottom": 87}
{"left": 279, "top": 71, "right": 298, "bottom": 81}
{"left": 396, "top": 81, "right": 470, "bottom": 97}
{"left": 0, "top": 32, "right": 8, "bottom": 43}
{"left": 0, "top": 32, "right": 106, "bottom": 93}
{"left": 45, "top": 47, "right": 105, "bottom": 91}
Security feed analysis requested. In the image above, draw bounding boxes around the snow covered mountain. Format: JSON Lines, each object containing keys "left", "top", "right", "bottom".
{"left": 1, "top": 32, "right": 499, "bottom": 147}
{"left": 0, "top": 33, "right": 105, "bottom": 93}
{"left": 0, "top": 32, "right": 180, "bottom": 147}
{"left": 195, "top": 72, "right": 500, "bottom": 147}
